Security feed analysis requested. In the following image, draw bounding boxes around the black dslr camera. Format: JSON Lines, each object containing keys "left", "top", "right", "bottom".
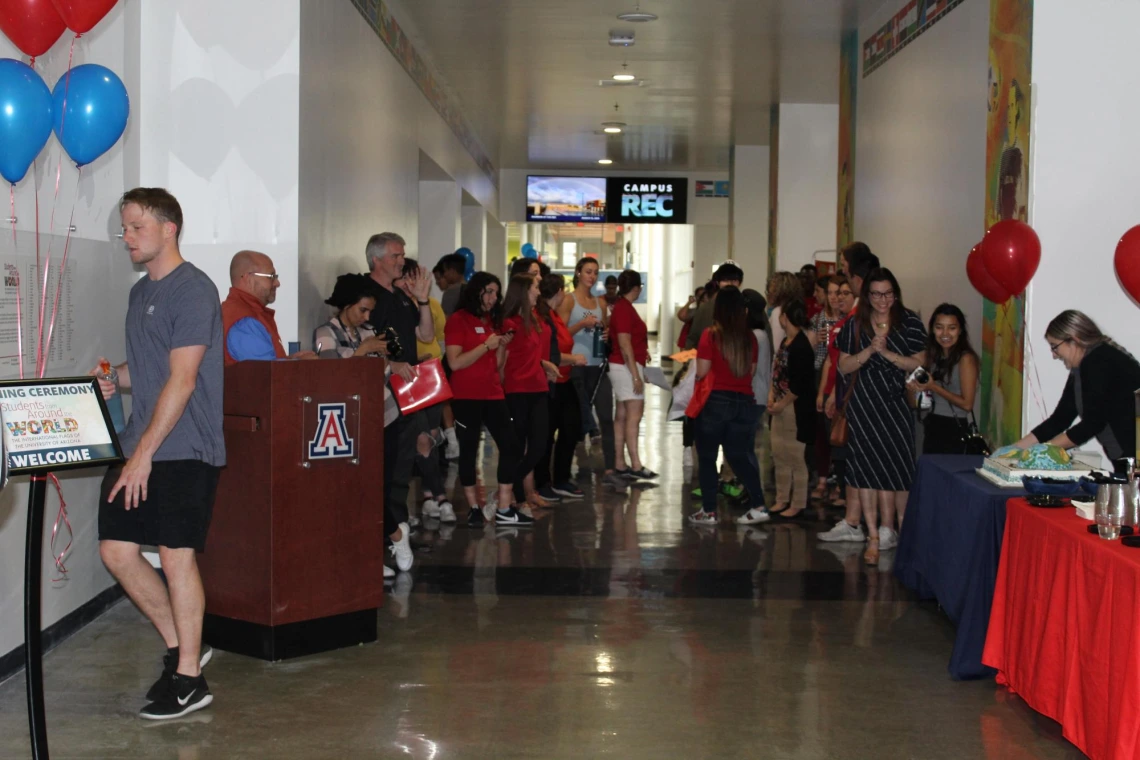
{"left": 380, "top": 326, "right": 403, "bottom": 360}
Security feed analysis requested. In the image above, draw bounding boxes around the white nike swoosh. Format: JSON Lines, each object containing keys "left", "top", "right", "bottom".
{"left": 178, "top": 692, "right": 194, "bottom": 706}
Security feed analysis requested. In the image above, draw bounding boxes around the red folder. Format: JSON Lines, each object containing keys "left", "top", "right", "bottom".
{"left": 389, "top": 358, "right": 453, "bottom": 414}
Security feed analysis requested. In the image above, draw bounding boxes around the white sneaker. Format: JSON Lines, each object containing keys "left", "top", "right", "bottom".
{"left": 879, "top": 526, "right": 898, "bottom": 551}
{"left": 518, "top": 505, "right": 534, "bottom": 518}
{"left": 383, "top": 564, "right": 396, "bottom": 579}
{"left": 389, "top": 522, "right": 414, "bottom": 572}
{"left": 818, "top": 520, "right": 866, "bottom": 543}
{"left": 483, "top": 494, "right": 497, "bottom": 523}
{"left": 683, "top": 446, "right": 693, "bottom": 467}
{"left": 736, "top": 508, "right": 771, "bottom": 525}
{"left": 438, "top": 501, "right": 456, "bottom": 523}
{"left": 422, "top": 498, "right": 441, "bottom": 519}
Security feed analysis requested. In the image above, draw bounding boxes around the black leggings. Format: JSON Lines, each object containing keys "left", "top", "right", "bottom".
{"left": 535, "top": 382, "right": 583, "bottom": 489}
{"left": 507, "top": 391, "right": 550, "bottom": 502}
{"left": 452, "top": 398, "right": 519, "bottom": 488}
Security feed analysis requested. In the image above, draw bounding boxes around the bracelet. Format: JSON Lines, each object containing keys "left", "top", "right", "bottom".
{"left": 417, "top": 299, "right": 430, "bottom": 306}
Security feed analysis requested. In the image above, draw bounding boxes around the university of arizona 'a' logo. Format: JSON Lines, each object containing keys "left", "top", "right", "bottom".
{"left": 308, "top": 403, "right": 355, "bottom": 459}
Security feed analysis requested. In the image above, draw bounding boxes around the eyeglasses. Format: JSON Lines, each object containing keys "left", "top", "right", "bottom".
{"left": 868, "top": 290, "right": 896, "bottom": 301}
{"left": 1048, "top": 337, "right": 1071, "bottom": 355}
{"left": 248, "top": 272, "right": 279, "bottom": 282}
{"left": 837, "top": 289, "right": 853, "bottom": 297}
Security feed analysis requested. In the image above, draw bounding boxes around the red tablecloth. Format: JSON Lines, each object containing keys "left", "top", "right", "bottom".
{"left": 983, "top": 498, "right": 1140, "bottom": 760}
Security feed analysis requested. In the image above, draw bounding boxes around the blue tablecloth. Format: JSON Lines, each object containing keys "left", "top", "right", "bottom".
{"left": 895, "top": 454, "right": 1025, "bottom": 680}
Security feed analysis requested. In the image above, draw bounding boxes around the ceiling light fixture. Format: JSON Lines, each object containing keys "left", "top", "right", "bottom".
{"left": 613, "top": 62, "right": 636, "bottom": 82}
{"left": 598, "top": 159, "right": 613, "bottom": 165}
{"left": 618, "top": 1, "right": 658, "bottom": 22}
{"left": 602, "top": 123, "right": 625, "bottom": 134}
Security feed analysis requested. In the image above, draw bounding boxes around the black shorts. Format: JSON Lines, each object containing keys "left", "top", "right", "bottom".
{"left": 98, "top": 460, "right": 221, "bottom": 551}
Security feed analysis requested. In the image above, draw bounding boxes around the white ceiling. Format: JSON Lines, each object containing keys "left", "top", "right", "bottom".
{"left": 387, "top": 0, "right": 886, "bottom": 173}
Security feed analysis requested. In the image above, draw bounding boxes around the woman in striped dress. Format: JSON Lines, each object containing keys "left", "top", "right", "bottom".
{"left": 836, "top": 268, "right": 926, "bottom": 565}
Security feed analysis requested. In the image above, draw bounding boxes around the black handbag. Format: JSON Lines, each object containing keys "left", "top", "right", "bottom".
{"left": 954, "top": 412, "right": 991, "bottom": 456}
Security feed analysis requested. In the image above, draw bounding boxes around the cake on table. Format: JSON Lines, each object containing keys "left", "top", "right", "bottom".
{"left": 977, "top": 444, "right": 1097, "bottom": 487}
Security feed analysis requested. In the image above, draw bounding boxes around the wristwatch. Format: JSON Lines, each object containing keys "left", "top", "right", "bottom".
{"left": 417, "top": 299, "right": 429, "bottom": 305}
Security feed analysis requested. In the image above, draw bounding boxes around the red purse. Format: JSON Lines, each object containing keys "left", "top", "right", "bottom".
{"left": 685, "top": 371, "right": 714, "bottom": 418}
{"left": 389, "top": 358, "right": 453, "bottom": 414}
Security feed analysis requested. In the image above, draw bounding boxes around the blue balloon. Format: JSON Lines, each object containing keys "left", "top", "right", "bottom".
{"left": 0, "top": 59, "right": 53, "bottom": 185}
{"left": 52, "top": 64, "right": 130, "bottom": 168}
{"left": 456, "top": 247, "right": 476, "bottom": 278}
{"left": 522, "top": 246, "right": 538, "bottom": 259}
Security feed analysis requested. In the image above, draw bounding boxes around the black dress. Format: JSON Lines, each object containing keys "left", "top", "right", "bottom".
{"left": 837, "top": 311, "right": 927, "bottom": 491}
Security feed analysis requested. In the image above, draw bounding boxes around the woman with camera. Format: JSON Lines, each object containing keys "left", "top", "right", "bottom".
{"left": 837, "top": 268, "right": 927, "bottom": 565}
{"left": 906, "top": 304, "right": 980, "bottom": 455}
{"left": 444, "top": 272, "right": 531, "bottom": 527}
{"left": 313, "top": 273, "right": 390, "bottom": 358}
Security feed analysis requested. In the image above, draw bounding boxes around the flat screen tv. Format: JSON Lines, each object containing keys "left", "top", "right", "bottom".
{"left": 526, "top": 176, "right": 607, "bottom": 223}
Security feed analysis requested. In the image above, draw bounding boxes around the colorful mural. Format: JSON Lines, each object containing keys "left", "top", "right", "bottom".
{"left": 767, "top": 105, "right": 779, "bottom": 279}
{"left": 349, "top": 0, "right": 497, "bottom": 186}
{"left": 863, "top": 0, "right": 966, "bottom": 77}
{"left": 980, "top": 0, "right": 1032, "bottom": 446}
{"left": 837, "top": 30, "right": 858, "bottom": 250}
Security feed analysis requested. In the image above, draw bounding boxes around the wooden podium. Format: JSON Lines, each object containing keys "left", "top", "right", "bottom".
{"left": 198, "top": 358, "right": 385, "bottom": 661}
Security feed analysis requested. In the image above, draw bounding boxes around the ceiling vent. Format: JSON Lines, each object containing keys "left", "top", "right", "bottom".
{"left": 598, "top": 79, "right": 646, "bottom": 88}
{"left": 608, "top": 29, "right": 635, "bottom": 47}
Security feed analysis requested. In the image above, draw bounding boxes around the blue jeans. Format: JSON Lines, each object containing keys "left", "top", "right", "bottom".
{"left": 695, "top": 391, "right": 765, "bottom": 513}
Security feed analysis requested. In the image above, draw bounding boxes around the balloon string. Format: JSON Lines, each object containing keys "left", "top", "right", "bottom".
{"left": 37, "top": 36, "right": 77, "bottom": 378}
{"left": 47, "top": 473, "right": 72, "bottom": 581}
{"left": 1023, "top": 332, "right": 1051, "bottom": 421}
{"left": 41, "top": 169, "right": 81, "bottom": 377}
{"left": 9, "top": 186, "right": 23, "bottom": 379}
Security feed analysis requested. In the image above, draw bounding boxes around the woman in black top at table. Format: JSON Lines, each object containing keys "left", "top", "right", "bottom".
{"left": 1014, "top": 310, "right": 1140, "bottom": 463}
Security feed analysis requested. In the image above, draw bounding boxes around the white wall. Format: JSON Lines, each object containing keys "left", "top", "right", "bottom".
{"left": 418, "top": 180, "right": 461, "bottom": 274}
{"left": 775, "top": 104, "right": 839, "bottom": 273}
{"left": 297, "top": 0, "right": 497, "bottom": 344}
{"left": 460, "top": 203, "right": 487, "bottom": 268}
{"left": 1024, "top": 0, "right": 1140, "bottom": 443}
{"left": 854, "top": 0, "right": 988, "bottom": 328}
{"left": 133, "top": 0, "right": 302, "bottom": 341}
{"left": 0, "top": 5, "right": 138, "bottom": 659}
{"left": 731, "top": 145, "right": 771, "bottom": 280}
{"left": 694, "top": 225, "right": 730, "bottom": 285}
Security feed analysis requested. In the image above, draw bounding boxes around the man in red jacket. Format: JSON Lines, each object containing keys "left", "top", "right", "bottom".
{"left": 221, "top": 250, "right": 316, "bottom": 365}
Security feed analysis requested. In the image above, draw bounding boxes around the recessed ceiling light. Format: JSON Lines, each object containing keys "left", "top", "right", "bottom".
{"left": 602, "top": 122, "right": 626, "bottom": 134}
{"left": 618, "top": 2, "right": 657, "bottom": 22}
{"left": 598, "top": 159, "right": 613, "bottom": 165}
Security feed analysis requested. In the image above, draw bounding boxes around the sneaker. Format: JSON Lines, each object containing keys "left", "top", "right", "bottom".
{"left": 483, "top": 493, "right": 498, "bottom": 522}
{"left": 879, "top": 526, "right": 899, "bottom": 551}
{"left": 146, "top": 646, "right": 214, "bottom": 702}
{"left": 389, "top": 522, "right": 413, "bottom": 572}
{"left": 602, "top": 472, "right": 629, "bottom": 491}
{"left": 422, "top": 498, "right": 441, "bottom": 519}
{"left": 683, "top": 446, "right": 693, "bottom": 467}
{"left": 736, "top": 508, "right": 771, "bottom": 525}
{"left": 495, "top": 507, "right": 535, "bottom": 526}
{"left": 443, "top": 428, "right": 460, "bottom": 460}
{"left": 536, "top": 485, "right": 564, "bottom": 503}
{"left": 468, "top": 506, "right": 486, "bottom": 528}
{"left": 719, "top": 480, "right": 744, "bottom": 499}
{"left": 688, "top": 510, "right": 718, "bottom": 525}
{"left": 139, "top": 673, "right": 212, "bottom": 720}
{"left": 518, "top": 505, "right": 535, "bottom": 518}
{"left": 628, "top": 467, "right": 658, "bottom": 479}
{"left": 529, "top": 492, "right": 557, "bottom": 508}
{"left": 384, "top": 564, "right": 396, "bottom": 579}
{"left": 690, "top": 486, "right": 703, "bottom": 498}
{"left": 406, "top": 515, "right": 421, "bottom": 529}
{"left": 438, "top": 501, "right": 456, "bottom": 523}
{"left": 551, "top": 482, "right": 584, "bottom": 500}
{"left": 818, "top": 520, "right": 866, "bottom": 543}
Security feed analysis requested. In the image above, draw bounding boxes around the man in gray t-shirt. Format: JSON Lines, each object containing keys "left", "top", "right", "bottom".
{"left": 94, "top": 188, "right": 224, "bottom": 721}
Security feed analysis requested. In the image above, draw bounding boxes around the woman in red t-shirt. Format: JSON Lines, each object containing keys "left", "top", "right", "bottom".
{"left": 690, "top": 286, "right": 767, "bottom": 525}
{"left": 444, "top": 272, "right": 528, "bottom": 527}
{"left": 534, "top": 273, "right": 588, "bottom": 500}
{"left": 502, "top": 274, "right": 560, "bottom": 513}
{"left": 608, "top": 270, "right": 655, "bottom": 480}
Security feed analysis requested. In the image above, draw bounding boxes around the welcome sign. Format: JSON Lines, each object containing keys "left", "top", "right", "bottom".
{"left": 0, "top": 378, "right": 123, "bottom": 474}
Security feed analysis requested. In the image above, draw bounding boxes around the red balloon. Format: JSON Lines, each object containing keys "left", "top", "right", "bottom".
{"left": 0, "top": 0, "right": 65, "bottom": 58}
{"left": 1114, "top": 225, "right": 1140, "bottom": 305}
{"left": 49, "top": 0, "right": 115, "bottom": 35}
{"left": 967, "top": 243, "right": 1011, "bottom": 304}
{"left": 980, "top": 219, "right": 1041, "bottom": 296}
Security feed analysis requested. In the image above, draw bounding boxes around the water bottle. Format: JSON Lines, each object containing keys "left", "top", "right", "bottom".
{"left": 98, "top": 360, "right": 127, "bottom": 433}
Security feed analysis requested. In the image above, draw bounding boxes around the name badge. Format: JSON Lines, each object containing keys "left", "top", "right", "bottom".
{"left": 475, "top": 327, "right": 485, "bottom": 334}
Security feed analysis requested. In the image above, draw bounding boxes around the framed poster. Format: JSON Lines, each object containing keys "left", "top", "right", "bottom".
{"left": 0, "top": 377, "right": 124, "bottom": 475}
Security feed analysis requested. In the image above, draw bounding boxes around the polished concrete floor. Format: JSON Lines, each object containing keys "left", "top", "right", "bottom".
{"left": 0, "top": 383, "right": 1082, "bottom": 759}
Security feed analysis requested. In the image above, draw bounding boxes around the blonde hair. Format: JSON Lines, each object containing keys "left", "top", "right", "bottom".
{"left": 1047, "top": 309, "right": 1135, "bottom": 359}
{"left": 767, "top": 271, "right": 802, "bottom": 309}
